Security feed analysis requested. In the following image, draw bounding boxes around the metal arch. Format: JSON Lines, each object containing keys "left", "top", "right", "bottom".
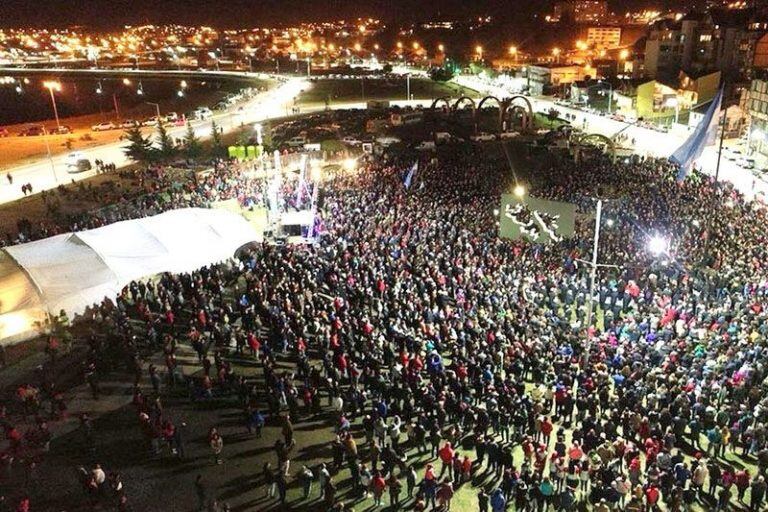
{"left": 430, "top": 97, "right": 452, "bottom": 110}
{"left": 452, "top": 96, "right": 476, "bottom": 111}
{"left": 506, "top": 95, "right": 534, "bottom": 119}
{"left": 574, "top": 133, "right": 616, "bottom": 161}
{"left": 505, "top": 104, "right": 533, "bottom": 131}
{"left": 477, "top": 95, "right": 504, "bottom": 111}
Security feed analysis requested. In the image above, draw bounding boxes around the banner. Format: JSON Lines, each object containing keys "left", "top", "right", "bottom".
{"left": 498, "top": 194, "right": 576, "bottom": 243}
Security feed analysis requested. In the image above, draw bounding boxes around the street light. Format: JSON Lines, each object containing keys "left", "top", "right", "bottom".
{"left": 438, "top": 43, "right": 445, "bottom": 53}
{"left": 509, "top": 45, "right": 518, "bottom": 62}
{"left": 619, "top": 49, "right": 629, "bottom": 60}
{"left": 42, "top": 80, "right": 62, "bottom": 129}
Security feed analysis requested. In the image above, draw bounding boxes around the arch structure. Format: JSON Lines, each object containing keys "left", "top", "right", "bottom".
{"left": 573, "top": 133, "right": 617, "bottom": 162}
{"left": 430, "top": 97, "right": 452, "bottom": 111}
{"left": 499, "top": 95, "right": 535, "bottom": 132}
{"left": 477, "top": 95, "right": 504, "bottom": 112}
{"left": 452, "top": 96, "right": 476, "bottom": 113}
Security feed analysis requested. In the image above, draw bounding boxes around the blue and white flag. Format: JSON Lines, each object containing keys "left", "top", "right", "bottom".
{"left": 403, "top": 160, "right": 418, "bottom": 189}
{"left": 669, "top": 86, "right": 724, "bottom": 181}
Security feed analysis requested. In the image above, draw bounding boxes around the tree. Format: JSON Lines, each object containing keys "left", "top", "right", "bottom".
{"left": 211, "top": 120, "right": 224, "bottom": 157}
{"left": 123, "top": 127, "right": 155, "bottom": 163}
{"left": 155, "top": 122, "right": 176, "bottom": 161}
{"left": 546, "top": 108, "right": 561, "bottom": 127}
{"left": 184, "top": 122, "right": 202, "bottom": 160}
{"left": 429, "top": 66, "right": 455, "bottom": 82}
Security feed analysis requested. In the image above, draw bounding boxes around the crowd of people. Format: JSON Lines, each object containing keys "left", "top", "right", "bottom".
{"left": 3, "top": 137, "right": 768, "bottom": 512}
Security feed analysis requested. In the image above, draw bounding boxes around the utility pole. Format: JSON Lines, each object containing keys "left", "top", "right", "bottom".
{"left": 406, "top": 74, "right": 411, "bottom": 101}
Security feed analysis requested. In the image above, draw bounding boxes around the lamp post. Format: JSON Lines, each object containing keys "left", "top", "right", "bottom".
{"left": 146, "top": 102, "right": 161, "bottom": 119}
{"left": 41, "top": 126, "right": 59, "bottom": 184}
{"left": 43, "top": 81, "right": 62, "bottom": 129}
{"left": 583, "top": 198, "right": 602, "bottom": 366}
{"left": 552, "top": 47, "right": 561, "bottom": 64}
{"left": 583, "top": 81, "right": 613, "bottom": 113}
{"left": 406, "top": 74, "right": 411, "bottom": 101}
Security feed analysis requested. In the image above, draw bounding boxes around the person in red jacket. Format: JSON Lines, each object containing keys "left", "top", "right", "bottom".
{"left": 438, "top": 442, "right": 455, "bottom": 479}
{"left": 645, "top": 484, "right": 660, "bottom": 512}
{"left": 541, "top": 417, "right": 554, "bottom": 446}
{"left": 370, "top": 470, "right": 386, "bottom": 507}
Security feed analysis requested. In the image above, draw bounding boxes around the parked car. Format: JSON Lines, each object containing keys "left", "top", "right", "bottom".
{"left": 470, "top": 132, "right": 496, "bottom": 142}
{"left": 141, "top": 118, "right": 159, "bottom": 127}
{"left": 193, "top": 107, "right": 213, "bottom": 120}
{"left": 738, "top": 157, "right": 756, "bottom": 169}
{"left": 120, "top": 120, "right": 140, "bottom": 129}
{"left": 91, "top": 122, "right": 116, "bottom": 132}
{"left": 341, "top": 135, "right": 362, "bottom": 146}
{"left": 49, "top": 125, "right": 72, "bottom": 135}
{"left": 164, "top": 112, "right": 179, "bottom": 123}
{"left": 19, "top": 125, "right": 45, "bottom": 136}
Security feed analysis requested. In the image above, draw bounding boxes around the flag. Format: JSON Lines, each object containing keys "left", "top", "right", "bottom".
{"left": 403, "top": 161, "right": 418, "bottom": 189}
{"left": 669, "top": 86, "right": 724, "bottom": 181}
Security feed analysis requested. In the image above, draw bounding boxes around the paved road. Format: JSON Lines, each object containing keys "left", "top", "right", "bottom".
{"left": 0, "top": 78, "right": 307, "bottom": 204}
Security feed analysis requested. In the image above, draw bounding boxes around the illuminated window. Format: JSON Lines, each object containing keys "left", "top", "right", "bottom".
{"left": 699, "top": 34, "right": 712, "bottom": 42}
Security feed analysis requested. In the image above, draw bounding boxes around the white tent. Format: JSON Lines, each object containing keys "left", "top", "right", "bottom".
{"left": 0, "top": 208, "right": 259, "bottom": 345}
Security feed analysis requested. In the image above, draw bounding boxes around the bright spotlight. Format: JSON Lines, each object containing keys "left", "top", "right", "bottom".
{"left": 513, "top": 184, "right": 526, "bottom": 198}
{"left": 648, "top": 235, "right": 668, "bottom": 256}
{"left": 343, "top": 158, "right": 356, "bottom": 171}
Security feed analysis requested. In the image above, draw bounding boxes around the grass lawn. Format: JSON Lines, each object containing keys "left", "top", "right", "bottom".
{"left": 298, "top": 79, "right": 478, "bottom": 106}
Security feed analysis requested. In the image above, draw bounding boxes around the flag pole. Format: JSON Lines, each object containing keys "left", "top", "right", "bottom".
{"left": 713, "top": 82, "right": 727, "bottom": 185}
{"left": 704, "top": 80, "right": 727, "bottom": 266}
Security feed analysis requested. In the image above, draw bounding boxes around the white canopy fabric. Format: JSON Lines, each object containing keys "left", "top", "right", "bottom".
{"left": 0, "top": 208, "right": 259, "bottom": 345}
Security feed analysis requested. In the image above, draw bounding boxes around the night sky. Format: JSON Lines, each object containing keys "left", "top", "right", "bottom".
{"left": 1, "top": 0, "right": 664, "bottom": 28}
